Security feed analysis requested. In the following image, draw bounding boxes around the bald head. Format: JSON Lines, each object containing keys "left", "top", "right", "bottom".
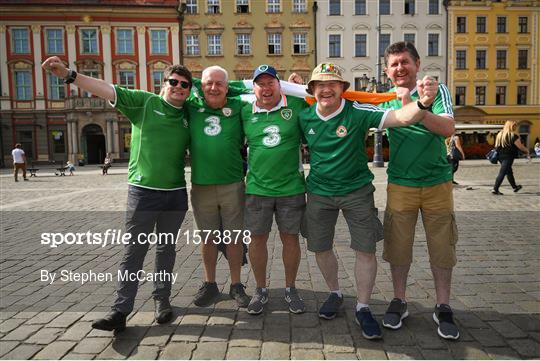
{"left": 201, "top": 66, "right": 229, "bottom": 109}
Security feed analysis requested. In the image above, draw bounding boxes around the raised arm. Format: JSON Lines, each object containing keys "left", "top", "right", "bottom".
{"left": 42, "top": 56, "right": 115, "bottom": 102}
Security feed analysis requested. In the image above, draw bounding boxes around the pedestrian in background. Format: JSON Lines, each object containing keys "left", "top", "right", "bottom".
{"left": 492, "top": 120, "right": 529, "bottom": 195}
{"left": 446, "top": 134, "right": 465, "bottom": 185}
{"left": 102, "top": 153, "right": 113, "bottom": 175}
{"left": 12, "top": 143, "right": 28, "bottom": 182}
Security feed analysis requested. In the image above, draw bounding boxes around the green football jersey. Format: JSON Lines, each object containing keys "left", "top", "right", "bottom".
{"left": 379, "top": 84, "right": 454, "bottom": 187}
{"left": 242, "top": 95, "right": 306, "bottom": 196}
{"left": 299, "top": 99, "right": 388, "bottom": 196}
{"left": 186, "top": 95, "right": 245, "bottom": 185}
{"left": 112, "top": 85, "right": 189, "bottom": 190}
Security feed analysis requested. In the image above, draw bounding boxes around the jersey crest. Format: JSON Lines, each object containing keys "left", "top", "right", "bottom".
{"left": 336, "top": 125, "right": 347, "bottom": 137}
{"left": 281, "top": 109, "right": 292, "bottom": 120}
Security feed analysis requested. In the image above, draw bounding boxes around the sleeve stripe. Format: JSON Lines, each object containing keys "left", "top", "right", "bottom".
{"left": 438, "top": 84, "right": 454, "bottom": 116}
{"left": 352, "top": 101, "right": 385, "bottom": 113}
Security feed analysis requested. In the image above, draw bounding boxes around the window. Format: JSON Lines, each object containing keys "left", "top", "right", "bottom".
{"left": 236, "top": 0, "right": 249, "bottom": 13}
{"left": 404, "top": 33, "right": 415, "bottom": 45}
{"left": 12, "top": 28, "right": 30, "bottom": 54}
{"left": 268, "top": 33, "right": 281, "bottom": 55}
{"left": 355, "top": 0, "right": 366, "bottom": 15}
{"left": 379, "top": 0, "right": 390, "bottom": 15}
{"left": 15, "top": 71, "right": 32, "bottom": 100}
{"left": 186, "top": 0, "right": 198, "bottom": 14}
{"left": 355, "top": 34, "right": 367, "bottom": 57}
{"left": 456, "top": 17, "right": 466, "bottom": 33}
{"left": 518, "top": 49, "right": 528, "bottom": 69}
{"left": 329, "top": 0, "right": 340, "bottom": 15}
{"left": 208, "top": 0, "right": 220, "bottom": 13}
{"left": 428, "top": 0, "right": 439, "bottom": 15}
{"left": 517, "top": 86, "right": 527, "bottom": 105}
{"left": 476, "top": 17, "right": 486, "bottom": 33}
{"left": 518, "top": 17, "right": 528, "bottom": 33}
{"left": 495, "top": 86, "right": 506, "bottom": 105}
{"left": 493, "top": 50, "right": 506, "bottom": 70}
{"left": 496, "top": 16, "right": 506, "bottom": 33}
{"left": 236, "top": 34, "right": 251, "bottom": 55}
{"left": 404, "top": 0, "right": 415, "bottom": 15}
{"left": 293, "top": 0, "right": 306, "bottom": 13}
{"left": 207, "top": 34, "right": 222, "bottom": 55}
{"left": 49, "top": 74, "right": 65, "bottom": 100}
{"left": 51, "top": 131, "right": 66, "bottom": 154}
{"left": 329, "top": 34, "right": 341, "bottom": 58}
{"left": 455, "top": 50, "right": 466, "bottom": 69}
{"left": 185, "top": 34, "right": 200, "bottom": 56}
{"left": 379, "top": 33, "right": 390, "bottom": 57}
{"left": 293, "top": 33, "right": 307, "bottom": 54}
{"left": 151, "top": 30, "right": 167, "bottom": 54}
{"left": 118, "top": 71, "right": 135, "bottom": 89}
{"left": 152, "top": 71, "right": 164, "bottom": 94}
{"left": 116, "top": 29, "right": 133, "bottom": 54}
{"left": 268, "top": 0, "right": 280, "bottom": 13}
{"left": 455, "top": 86, "right": 466, "bottom": 106}
{"left": 475, "top": 86, "right": 485, "bottom": 105}
{"left": 46, "top": 29, "right": 63, "bottom": 54}
{"left": 428, "top": 34, "right": 439, "bottom": 56}
{"left": 476, "top": 50, "right": 486, "bottom": 69}
{"left": 81, "top": 29, "right": 98, "bottom": 54}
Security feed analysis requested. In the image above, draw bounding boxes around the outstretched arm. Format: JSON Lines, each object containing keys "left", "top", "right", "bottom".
{"left": 42, "top": 56, "right": 115, "bottom": 101}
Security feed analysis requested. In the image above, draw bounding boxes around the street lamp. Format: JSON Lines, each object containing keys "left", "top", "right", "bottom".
{"left": 359, "top": 73, "right": 370, "bottom": 90}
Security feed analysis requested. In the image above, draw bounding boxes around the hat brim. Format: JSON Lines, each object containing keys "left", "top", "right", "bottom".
{"left": 306, "top": 80, "right": 350, "bottom": 95}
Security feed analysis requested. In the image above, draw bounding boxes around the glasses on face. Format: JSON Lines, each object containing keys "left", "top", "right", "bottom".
{"left": 165, "top": 78, "right": 190, "bottom": 89}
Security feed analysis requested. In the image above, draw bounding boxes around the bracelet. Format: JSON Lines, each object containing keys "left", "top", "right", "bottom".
{"left": 416, "top": 100, "right": 431, "bottom": 110}
{"left": 63, "top": 69, "right": 77, "bottom": 84}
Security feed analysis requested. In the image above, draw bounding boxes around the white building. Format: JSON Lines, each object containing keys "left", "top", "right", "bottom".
{"left": 315, "top": 0, "right": 448, "bottom": 90}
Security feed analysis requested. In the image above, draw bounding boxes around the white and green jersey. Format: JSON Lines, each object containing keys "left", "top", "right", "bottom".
{"left": 242, "top": 95, "right": 306, "bottom": 197}
{"left": 299, "top": 99, "right": 389, "bottom": 196}
{"left": 111, "top": 85, "right": 189, "bottom": 190}
{"left": 379, "top": 84, "right": 453, "bottom": 187}
{"left": 186, "top": 95, "right": 245, "bottom": 185}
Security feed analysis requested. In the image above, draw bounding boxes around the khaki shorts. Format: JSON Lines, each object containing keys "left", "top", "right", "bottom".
{"left": 191, "top": 182, "right": 245, "bottom": 231}
{"left": 244, "top": 193, "right": 306, "bottom": 235}
{"left": 304, "top": 183, "right": 383, "bottom": 254}
{"left": 382, "top": 181, "right": 458, "bottom": 269}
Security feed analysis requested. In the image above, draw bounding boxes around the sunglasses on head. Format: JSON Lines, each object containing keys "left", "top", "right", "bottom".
{"left": 165, "top": 78, "right": 190, "bottom": 89}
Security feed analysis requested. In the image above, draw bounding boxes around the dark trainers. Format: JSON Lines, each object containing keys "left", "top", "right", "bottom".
{"left": 193, "top": 281, "right": 220, "bottom": 307}
{"left": 247, "top": 288, "right": 268, "bottom": 315}
{"left": 491, "top": 189, "right": 503, "bottom": 195}
{"left": 355, "top": 307, "right": 382, "bottom": 340}
{"left": 230, "top": 283, "right": 250, "bottom": 308}
{"left": 318, "top": 293, "right": 343, "bottom": 320}
{"left": 382, "top": 298, "right": 409, "bottom": 330}
{"left": 513, "top": 185, "right": 523, "bottom": 193}
{"left": 433, "top": 304, "right": 460, "bottom": 340}
{"left": 154, "top": 298, "right": 173, "bottom": 324}
{"left": 92, "top": 311, "right": 127, "bottom": 332}
{"left": 285, "top": 287, "right": 305, "bottom": 314}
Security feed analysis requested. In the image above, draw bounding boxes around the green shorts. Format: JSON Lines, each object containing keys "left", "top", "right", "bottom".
{"left": 304, "top": 183, "right": 383, "bottom": 254}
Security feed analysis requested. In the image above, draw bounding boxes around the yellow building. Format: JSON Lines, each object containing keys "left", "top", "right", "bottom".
{"left": 447, "top": 0, "right": 540, "bottom": 150}
{"left": 180, "top": 0, "right": 315, "bottom": 81}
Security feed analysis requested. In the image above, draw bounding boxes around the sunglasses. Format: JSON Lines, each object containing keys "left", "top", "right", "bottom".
{"left": 165, "top": 78, "right": 190, "bottom": 89}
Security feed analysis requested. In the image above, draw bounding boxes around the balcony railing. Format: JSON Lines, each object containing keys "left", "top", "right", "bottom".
{"left": 65, "top": 97, "right": 111, "bottom": 110}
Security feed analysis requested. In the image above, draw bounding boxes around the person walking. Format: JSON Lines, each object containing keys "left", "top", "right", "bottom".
{"left": 446, "top": 134, "right": 465, "bottom": 184}
{"left": 492, "top": 120, "right": 529, "bottom": 195}
{"left": 12, "top": 143, "right": 28, "bottom": 182}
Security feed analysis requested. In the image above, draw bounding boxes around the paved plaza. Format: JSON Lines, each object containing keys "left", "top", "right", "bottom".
{"left": 1, "top": 160, "right": 539, "bottom": 360}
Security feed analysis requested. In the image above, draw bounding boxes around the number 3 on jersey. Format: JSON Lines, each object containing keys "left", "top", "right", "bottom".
{"left": 262, "top": 125, "right": 281, "bottom": 147}
{"left": 204, "top": 116, "right": 222, "bottom": 136}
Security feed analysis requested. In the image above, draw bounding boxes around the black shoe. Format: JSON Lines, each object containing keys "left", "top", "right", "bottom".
{"left": 194, "top": 281, "right": 220, "bottom": 307}
{"left": 229, "top": 283, "right": 250, "bottom": 308}
{"left": 452, "top": 180, "right": 459, "bottom": 185}
{"left": 91, "top": 311, "right": 127, "bottom": 332}
{"left": 382, "top": 298, "right": 409, "bottom": 330}
{"left": 491, "top": 190, "right": 503, "bottom": 195}
{"left": 23, "top": 178, "right": 29, "bottom": 181}
{"left": 513, "top": 185, "right": 522, "bottom": 193}
{"left": 433, "top": 304, "right": 460, "bottom": 340}
{"left": 154, "top": 298, "right": 173, "bottom": 324}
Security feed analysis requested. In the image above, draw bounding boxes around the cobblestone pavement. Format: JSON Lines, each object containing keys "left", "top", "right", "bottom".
{"left": 1, "top": 160, "right": 539, "bottom": 360}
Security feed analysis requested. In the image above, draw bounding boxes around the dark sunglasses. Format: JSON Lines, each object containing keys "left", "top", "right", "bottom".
{"left": 165, "top": 78, "right": 190, "bottom": 89}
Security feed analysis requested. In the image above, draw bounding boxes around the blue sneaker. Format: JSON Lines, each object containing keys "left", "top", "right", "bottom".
{"left": 318, "top": 293, "right": 343, "bottom": 320}
{"left": 355, "top": 307, "right": 382, "bottom": 340}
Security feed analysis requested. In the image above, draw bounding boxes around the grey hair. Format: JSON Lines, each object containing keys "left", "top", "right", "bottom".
{"left": 202, "top": 65, "right": 229, "bottom": 82}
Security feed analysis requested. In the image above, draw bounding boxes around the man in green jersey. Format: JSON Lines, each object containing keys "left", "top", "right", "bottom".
{"left": 299, "top": 63, "right": 438, "bottom": 339}
{"left": 186, "top": 66, "right": 250, "bottom": 308}
{"left": 241, "top": 65, "right": 307, "bottom": 315}
{"left": 42, "top": 57, "right": 191, "bottom": 332}
{"left": 378, "top": 42, "right": 460, "bottom": 340}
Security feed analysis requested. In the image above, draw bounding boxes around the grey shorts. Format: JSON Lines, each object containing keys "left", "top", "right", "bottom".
{"left": 191, "top": 181, "right": 245, "bottom": 231}
{"left": 304, "top": 183, "right": 383, "bottom": 254}
{"left": 244, "top": 193, "right": 306, "bottom": 235}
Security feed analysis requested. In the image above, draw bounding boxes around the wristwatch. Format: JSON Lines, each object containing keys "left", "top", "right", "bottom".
{"left": 63, "top": 69, "right": 77, "bottom": 84}
{"left": 416, "top": 100, "right": 431, "bottom": 110}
